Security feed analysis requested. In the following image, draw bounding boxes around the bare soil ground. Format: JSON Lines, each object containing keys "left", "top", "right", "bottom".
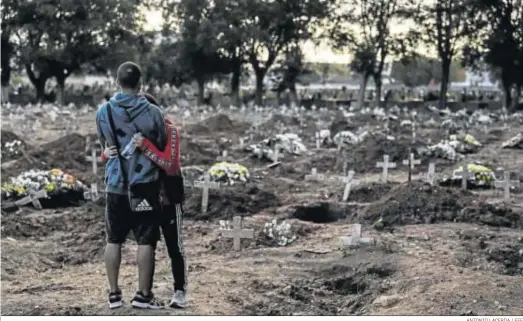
{"left": 2, "top": 109, "right": 523, "bottom": 316}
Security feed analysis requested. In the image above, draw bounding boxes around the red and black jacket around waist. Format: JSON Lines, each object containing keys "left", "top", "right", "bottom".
{"left": 101, "top": 117, "right": 185, "bottom": 204}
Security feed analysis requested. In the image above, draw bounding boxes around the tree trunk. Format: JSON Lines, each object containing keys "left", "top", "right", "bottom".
{"left": 1, "top": 86, "right": 9, "bottom": 103}
{"left": 196, "top": 78, "right": 205, "bottom": 105}
{"left": 357, "top": 73, "right": 369, "bottom": 108}
{"left": 57, "top": 77, "right": 66, "bottom": 106}
{"left": 374, "top": 75, "right": 382, "bottom": 106}
{"left": 254, "top": 69, "right": 265, "bottom": 106}
{"left": 230, "top": 61, "right": 241, "bottom": 107}
{"left": 439, "top": 59, "right": 451, "bottom": 109}
{"left": 501, "top": 73, "right": 512, "bottom": 110}
{"left": 25, "top": 64, "right": 49, "bottom": 102}
{"left": 289, "top": 83, "right": 298, "bottom": 107}
{"left": 512, "top": 84, "right": 521, "bottom": 110}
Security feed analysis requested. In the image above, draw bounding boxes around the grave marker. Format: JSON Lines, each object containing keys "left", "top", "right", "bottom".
{"left": 315, "top": 132, "right": 321, "bottom": 149}
{"left": 411, "top": 120, "right": 417, "bottom": 143}
{"left": 15, "top": 189, "right": 47, "bottom": 210}
{"left": 376, "top": 155, "right": 396, "bottom": 183}
{"left": 305, "top": 168, "right": 326, "bottom": 182}
{"left": 402, "top": 152, "right": 421, "bottom": 182}
{"left": 340, "top": 223, "right": 375, "bottom": 248}
{"left": 342, "top": 170, "right": 358, "bottom": 201}
{"left": 218, "top": 150, "right": 229, "bottom": 162}
{"left": 83, "top": 183, "right": 101, "bottom": 202}
{"left": 455, "top": 163, "right": 474, "bottom": 190}
{"left": 193, "top": 172, "right": 220, "bottom": 213}
{"left": 494, "top": 171, "right": 521, "bottom": 203}
{"left": 426, "top": 163, "right": 436, "bottom": 185}
{"left": 221, "top": 216, "right": 254, "bottom": 251}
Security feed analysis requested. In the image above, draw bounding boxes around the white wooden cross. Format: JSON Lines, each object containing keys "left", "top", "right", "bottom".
{"left": 411, "top": 120, "right": 417, "bottom": 143}
{"left": 455, "top": 163, "right": 474, "bottom": 190}
{"left": 193, "top": 172, "right": 220, "bottom": 213}
{"left": 341, "top": 170, "right": 358, "bottom": 201}
{"left": 85, "top": 141, "right": 103, "bottom": 174}
{"left": 494, "top": 171, "right": 521, "bottom": 203}
{"left": 315, "top": 132, "right": 321, "bottom": 149}
{"left": 83, "top": 183, "right": 101, "bottom": 202}
{"left": 305, "top": 168, "right": 326, "bottom": 182}
{"left": 426, "top": 163, "right": 436, "bottom": 185}
{"left": 239, "top": 138, "right": 244, "bottom": 149}
{"left": 15, "top": 189, "right": 47, "bottom": 210}
{"left": 376, "top": 155, "right": 396, "bottom": 183}
{"left": 221, "top": 216, "right": 254, "bottom": 251}
{"left": 340, "top": 223, "right": 375, "bottom": 248}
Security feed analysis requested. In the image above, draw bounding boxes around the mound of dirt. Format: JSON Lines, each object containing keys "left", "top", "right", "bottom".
{"left": 184, "top": 184, "right": 280, "bottom": 221}
{"left": 351, "top": 134, "right": 421, "bottom": 173}
{"left": 1, "top": 133, "right": 100, "bottom": 184}
{"left": 180, "top": 138, "right": 219, "bottom": 165}
{"left": 260, "top": 114, "right": 300, "bottom": 131}
{"left": 345, "top": 183, "right": 396, "bottom": 203}
{"left": 289, "top": 202, "right": 353, "bottom": 223}
{"left": 185, "top": 114, "right": 249, "bottom": 134}
{"left": 363, "top": 182, "right": 523, "bottom": 228}
{"left": 243, "top": 253, "right": 398, "bottom": 315}
{"left": 1, "top": 204, "right": 106, "bottom": 267}
{"left": 455, "top": 229, "right": 523, "bottom": 276}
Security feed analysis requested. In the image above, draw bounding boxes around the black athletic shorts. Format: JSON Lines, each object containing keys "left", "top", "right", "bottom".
{"left": 105, "top": 189, "right": 161, "bottom": 246}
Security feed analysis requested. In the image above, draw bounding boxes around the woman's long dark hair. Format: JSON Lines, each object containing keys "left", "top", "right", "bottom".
{"left": 140, "top": 92, "right": 160, "bottom": 106}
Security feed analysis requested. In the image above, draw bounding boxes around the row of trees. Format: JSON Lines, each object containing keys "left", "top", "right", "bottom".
{"left": 1, "top": 0, "right": 522, "bottom": 109}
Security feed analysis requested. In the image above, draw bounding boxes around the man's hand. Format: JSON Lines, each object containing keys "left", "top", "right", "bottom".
{"left": 104, "top": 144, "right": 118, "bottom": 158}
{"left": 132, "top": 133, "right": 145, "bottom": 149}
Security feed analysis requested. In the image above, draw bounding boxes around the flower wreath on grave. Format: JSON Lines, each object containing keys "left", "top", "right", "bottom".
{"left": 333, "top": 130, "right": 368, "bottom": 147}
{"left": 439, "top": 163, "right": 496, "bottom": 188}
{"left": 208, "top": 162, "right": 250, "bottom": 185}
{"left": 449, "top": 134, "right": 482, "bottom": 153}
{"left": 1, "top": 169, "right": 87, "bottom": 207}
{"left": 264, "top": 133, "right": 307, "bottom": 155}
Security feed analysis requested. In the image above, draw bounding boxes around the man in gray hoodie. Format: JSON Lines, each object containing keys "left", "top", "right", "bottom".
{"left": 96, "top": 61, "right": 166, "bottom": 309}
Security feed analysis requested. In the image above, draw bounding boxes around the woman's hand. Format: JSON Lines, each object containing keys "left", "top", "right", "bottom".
{"left": 132, "top": 133, "right": 145, "bottom": 149}
{"left": 104, "top": 144, "right": 118, "bottom": 159}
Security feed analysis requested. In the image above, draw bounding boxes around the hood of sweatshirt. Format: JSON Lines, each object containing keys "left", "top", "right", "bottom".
{"left": 108, "top": 92, "right": 150, "bottom": 122}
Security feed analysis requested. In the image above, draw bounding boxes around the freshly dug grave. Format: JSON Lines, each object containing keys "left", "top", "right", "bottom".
{"left": 1, "top": 204, "right": 106, "bottom": 269}
{"left": 184, "top": 184, "right": 281, "bottom": 221}
{"left": 185, "top": 114, "right": 250, "bottom": 135}
{"left": 363, "top": 181, "right": 523, "bottom": 228}
{"left": 243, "top": 252, "right": 398, "bottom": 315}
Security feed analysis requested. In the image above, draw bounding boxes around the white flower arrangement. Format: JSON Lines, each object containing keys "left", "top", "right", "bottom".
{"left": 262, "top": 219, "right": 297, "bottom": 246}
{"left": 1, "top": 168, "right": 86, "bottom": 199}
{"left": 2, "top": 140, "right": 23, "bottom": 158}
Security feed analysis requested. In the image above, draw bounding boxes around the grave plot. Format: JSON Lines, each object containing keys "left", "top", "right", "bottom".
{"left": 3, "top": 104, "right": 523, "bottom": 316}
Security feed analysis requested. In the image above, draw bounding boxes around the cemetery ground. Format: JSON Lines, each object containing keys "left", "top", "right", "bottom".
{"left": 2, "top": 108, "right": 523, "bottom": 316}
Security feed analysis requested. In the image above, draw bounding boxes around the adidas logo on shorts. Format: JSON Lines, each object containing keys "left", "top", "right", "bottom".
{"left": 135, "top": 199, "right": 153, "bottom": 212}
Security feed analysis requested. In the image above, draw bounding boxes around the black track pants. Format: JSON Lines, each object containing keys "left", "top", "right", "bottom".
{"left": 151, "top": 203, "right": 187, "bottom": 292}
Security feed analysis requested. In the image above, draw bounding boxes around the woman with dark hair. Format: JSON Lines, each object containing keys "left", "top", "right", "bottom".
{"left": 102, "top": 92, "right": 188, "bottom": 308}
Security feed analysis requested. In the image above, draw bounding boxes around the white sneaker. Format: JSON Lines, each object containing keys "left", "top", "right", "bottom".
{"left": 169, "top": 290, "right": 187, "bottom": 308}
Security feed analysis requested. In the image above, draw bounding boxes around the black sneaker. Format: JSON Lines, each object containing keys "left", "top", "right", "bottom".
{"left": 108, "top": 290, "right": 123, "bottom": 309}
{"left": 131, "top": 291, "right": 165, "bottom": 309}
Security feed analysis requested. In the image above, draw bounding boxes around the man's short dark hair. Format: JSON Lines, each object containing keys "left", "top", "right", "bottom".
{"left": 117, "top": 61, "right": 142, "bottom": 90}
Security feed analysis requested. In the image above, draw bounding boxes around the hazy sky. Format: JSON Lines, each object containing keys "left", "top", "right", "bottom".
{"left": 143, "top": 9, "right": 425, "bottom": 64}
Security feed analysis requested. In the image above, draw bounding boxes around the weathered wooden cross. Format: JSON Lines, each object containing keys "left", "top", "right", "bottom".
{"left": 340, "top": 223, "right": 375, "bottom": 248}
{"left": 85, "top": 141, "right": 103, "bottom": 175}
{"left": 494, "top": 171, "right": 521, "bottom": 203}
{"left": 315, "top": 132, "right": 321, "bottom": 149}
{"left": 221, "top": 216, "right": 254, "bottom": 251}
{"left": 376, "top": 155, "right": 396, "bottom": 183}
{"left": 15, "top": 189, "right": 48, "bottom": 210}
{"left": 193, "top": 172, "right": 221, "bottom": 214}
{"left": 402, "top": 152, "right": 421, "bottom": 182}
{"left": 455, "top": 163, "right": 474, "bottom": 190}
{"left": 305, "top": 168, "right": 326, "bottom": 182}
